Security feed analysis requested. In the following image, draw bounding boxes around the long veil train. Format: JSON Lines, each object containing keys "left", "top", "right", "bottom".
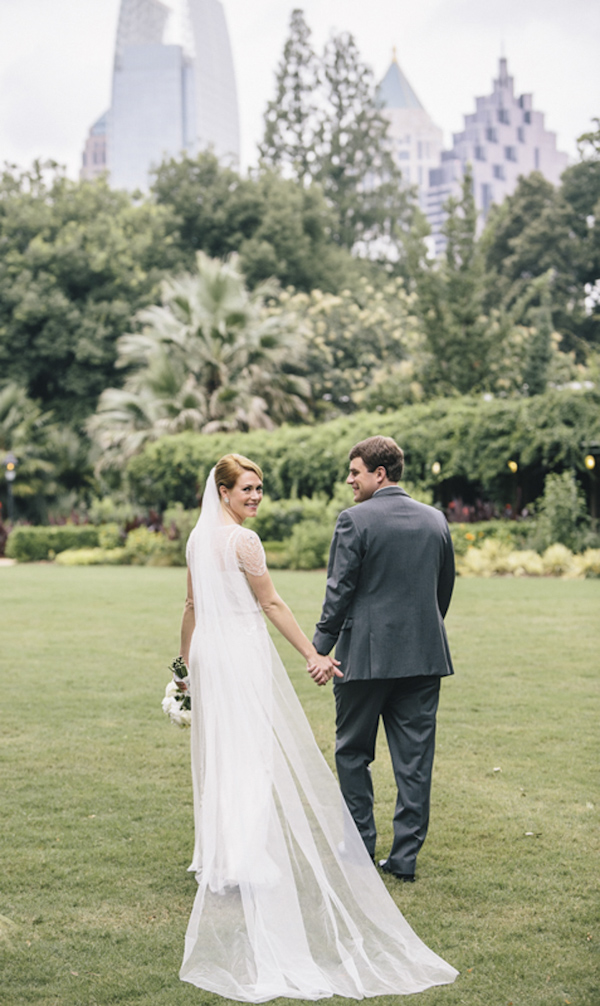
{"left": 180, "top": 470, "right": 458, "bottom": 1001}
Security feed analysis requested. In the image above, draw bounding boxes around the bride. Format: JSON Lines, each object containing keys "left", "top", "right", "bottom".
{"left": 177, "top": 453, "right": 458, "bottom": 1001}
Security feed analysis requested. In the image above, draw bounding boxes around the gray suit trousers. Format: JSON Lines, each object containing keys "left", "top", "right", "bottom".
{"left": 334, "top": 675, "right": 440, "bottom": 874}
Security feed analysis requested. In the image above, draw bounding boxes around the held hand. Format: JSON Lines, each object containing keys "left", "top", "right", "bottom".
{"left": 171, "top": 655, "right": 190, "bottom": 690}
{"left": 306, "top": 652, "right": 342, "bottom": 687}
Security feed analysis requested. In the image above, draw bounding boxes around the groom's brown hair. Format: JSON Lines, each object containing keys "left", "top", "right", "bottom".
{"left": 349, "top": 436, "right": 404, "bottom": 482}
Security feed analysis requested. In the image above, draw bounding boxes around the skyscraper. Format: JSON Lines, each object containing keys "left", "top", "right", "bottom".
{"left": 377, "top": 52, "right": 443, "bottom": 212}
{"left": 80, "top": 112, "right": 109, "bottom": 182}
{"left": 426, "top": 58, "right": 568, "bottom": 254}
{"left": 187, "top": 0, "right": 239, "bottom": 159}
{"left": 82, "top": 0, "right": 239, "bottom": 191}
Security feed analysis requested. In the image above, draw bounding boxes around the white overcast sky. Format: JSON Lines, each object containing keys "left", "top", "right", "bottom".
{"left": 0, "top": 0, "right": 598, "bottom": 178}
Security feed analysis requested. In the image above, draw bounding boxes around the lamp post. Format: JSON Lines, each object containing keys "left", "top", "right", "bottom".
{"left": 584, "top": 442, "right": 600, "bottom": 529}
{"left": 4, "top": 451, "right": 17, "bottom": 523}
{"left": 430, "top": 461, "right": 442, "bottom": 508}
{"left": 507, "top": 460, "right": 520, "bottom": 517}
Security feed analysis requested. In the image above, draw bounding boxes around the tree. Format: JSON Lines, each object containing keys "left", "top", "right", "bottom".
{"left": 415, "top": 167, "right": 502, "bottom": 395}
{"left": 260, "top": 15, "right": 421, "bottom": 261}
{"left": 151, "top": 152, "right": 357, "bottom": 292}
{"left": 522, "top": 277, "right": 553, "bottom": 395}
{"left": 530, "top": 470, "right": 591, "bottom": 552}
{"left": 0, "top": 383, "right": 93, "bottom": 522}
{"left": 483, "top": 145, "right": 600, "bottom": 355}
{"left": 482, "top": 172, "right": 557, "bottom": 308}
{"left": 576, "top": 117, "right": 600, "bottom": 160}
{"left": 258, "top": 9, "right": 319, "bottom": 185}
{"left": 88, "top": 253, "right": 311, "bottom": 473}
{"left": 264, "top": 276, "right": 423, "bottom": 416}
{"left": 313, "top": 31, "right": 412, "bottom": 254}
{"left": 0, "top": 163, "right": 170, "bottom": 426}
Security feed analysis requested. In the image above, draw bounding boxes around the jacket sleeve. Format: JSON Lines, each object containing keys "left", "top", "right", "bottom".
{"left": 313, "top": 510, "right": 362, "bottom": 654}
{"left": 437, "top": 521, "right": 455, "bottom": 619}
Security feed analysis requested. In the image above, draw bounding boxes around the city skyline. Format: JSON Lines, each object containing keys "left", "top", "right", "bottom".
{"left": 0, "top": 0, "right": 598, "bottom": 179}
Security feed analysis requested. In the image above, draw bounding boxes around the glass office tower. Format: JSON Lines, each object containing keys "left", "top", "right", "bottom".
{"left": 103, "top": 0, "right": 239, "bottom": 190}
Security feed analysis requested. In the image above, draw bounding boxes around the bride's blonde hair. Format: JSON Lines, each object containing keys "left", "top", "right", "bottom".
{"left": 214, "top": 453, "right": 263, "bottom": 493}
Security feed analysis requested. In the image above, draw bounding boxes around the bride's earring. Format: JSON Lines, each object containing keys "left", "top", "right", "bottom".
{"left": 224, "top": 496, "right": 229, "bottom": 504}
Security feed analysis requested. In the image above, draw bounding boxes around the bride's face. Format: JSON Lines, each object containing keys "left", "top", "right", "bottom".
{"left": 222, "top": 470, "right": 263, "bottom": 524}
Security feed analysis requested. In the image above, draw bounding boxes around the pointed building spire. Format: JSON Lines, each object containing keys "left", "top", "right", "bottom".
{"left": 378, "top": 53, "right": 423, "bottom": 110}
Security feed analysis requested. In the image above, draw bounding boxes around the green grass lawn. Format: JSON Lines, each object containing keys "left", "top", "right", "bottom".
{"left": 0, "top": 566, "right": 598, "bottom": 1006}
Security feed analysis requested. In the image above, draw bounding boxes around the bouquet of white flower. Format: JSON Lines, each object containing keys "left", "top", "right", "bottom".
{"left": 161, "top": 656, "right": 192, "bottom": 728}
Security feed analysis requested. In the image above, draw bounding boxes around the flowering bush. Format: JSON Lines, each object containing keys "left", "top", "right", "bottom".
{"left": 55, "top": 547, "right": 127, "bottom": 566}
{"left": 571, "top": 549, "right": 600, "bottom": 578}
{"left": 449, "top": 521, "right": 528, "bottom": 556}
{"left": 541, "top": 544, "right": 576, "bottom": 576}
{"left": 456, "top": 542, "right": 599, "bottom": 578}
{"left": 122, "top": 526, "right": 184, "bottom": 566}
{"left": 503, "top": 550, "right": 545, "bottom": 577}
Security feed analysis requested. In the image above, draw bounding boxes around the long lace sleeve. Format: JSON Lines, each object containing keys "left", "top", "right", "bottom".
{"left": 236, "top": 528, "right": 267, "bottom": 576}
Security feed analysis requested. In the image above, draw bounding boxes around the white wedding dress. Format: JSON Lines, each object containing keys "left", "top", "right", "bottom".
{"left": 180, "top": 470, "right": 458, "bottom": 1001}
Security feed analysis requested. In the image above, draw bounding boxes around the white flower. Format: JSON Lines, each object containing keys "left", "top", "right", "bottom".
{"left": 161, "top": 694, "right": 176, "bottom": 715}
{"left": 173, "top": 707, "right": 192, "bottom": 728}
{"left": 162, "top": 681, "right": 192, "bottom": 728}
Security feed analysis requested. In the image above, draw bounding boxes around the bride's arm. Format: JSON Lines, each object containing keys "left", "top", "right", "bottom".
{"left": 245, "top": 568, "right": 342, "bottom": 685}
{"left": 179, "top": 568, "right": 195, "bottom": 667}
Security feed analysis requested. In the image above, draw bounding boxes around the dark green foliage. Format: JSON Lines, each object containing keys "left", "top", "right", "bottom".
{"left": 248, "top": 496, "right": 308, "bottom": 541}
{"left": 416, "top": 168, "right": 499, "bottom": 395}
{"left": 522, "top": 281, "right": 553, "bottom": 395}
{"left": 5, "top": 524, "right": 99, "bottom": 561}
{"left": 286, "top": 519, "right": 333, "bottom": 569}
{"left": 125, "top": 424, "right": 354, "bottom": 509}
{"left": 151, "top": 152, "right": 356, "bottom": 292}
{"left": 482, "top": 172, "right": 557, "bottom": 310}
{"left": 126, "top": 434, "right": 211, "bottom": 510}
{"left": 237, "top": 172, "right": 356, "bottom": 292}
{"left": 0, "top": 383, "right": 95, "bottom": 523}
{"left": 528, "top": 470, "right": 591, "bottom": 552}
{"left": 250, "top": 493, "right": 339, "bottom": 569}
{"left": 0, "top": 163, "right": 169, "bottom": 425}
{"left": 483, "top": 150, "right": 600, "bottom": 354}
{"left": 124, "top": 390, "right": 600, "bottom": 513}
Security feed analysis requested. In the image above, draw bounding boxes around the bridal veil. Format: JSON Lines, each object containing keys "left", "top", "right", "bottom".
{"left": 180, "top": 468, "right": 458, "bottom": 1000}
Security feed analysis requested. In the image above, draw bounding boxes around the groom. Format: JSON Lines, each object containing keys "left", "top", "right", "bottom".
{"left": 312, "top": 436, "right": 455, "bottom": 881}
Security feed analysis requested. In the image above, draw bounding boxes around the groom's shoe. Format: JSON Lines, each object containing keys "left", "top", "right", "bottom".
{"left": 378, "top": 859, "right": 416, "bottom": 883}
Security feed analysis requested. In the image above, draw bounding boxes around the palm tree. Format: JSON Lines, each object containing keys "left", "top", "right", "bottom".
{"left": 89, "top": 253, "right": 310, "bottom": 470}
{"left": 0, "top": 384, "right": 85, "bottom": 523}
{"left": 0, "top": 384, "right": 59, "bottom": 520}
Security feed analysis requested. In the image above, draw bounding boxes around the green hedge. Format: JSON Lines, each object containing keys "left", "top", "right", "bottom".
{"left": 125, "top": 390, "right": 600, "bottom": 511}
{"left": 6, "top": 525, "right": 100, "bottom": 562}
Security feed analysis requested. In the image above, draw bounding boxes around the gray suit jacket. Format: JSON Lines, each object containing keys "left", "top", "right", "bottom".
{"left": 313, "top": 486, "right": 455, "bottom": 682}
